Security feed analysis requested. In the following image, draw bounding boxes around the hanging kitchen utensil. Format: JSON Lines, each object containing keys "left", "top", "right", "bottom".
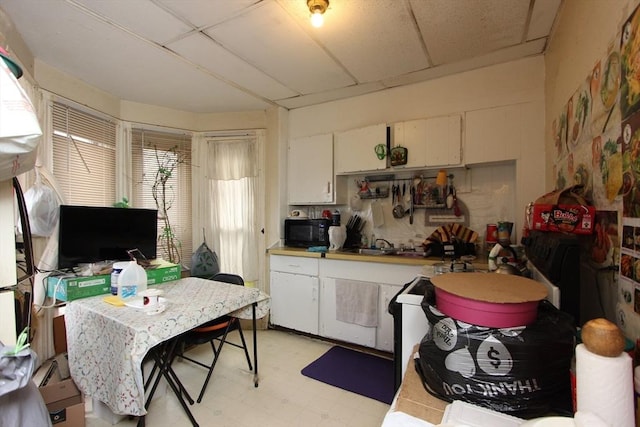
{"left": 392, "top": 184, "right": 404, "bottom": 218}
{"left": 409, "top": 186, "right": 414, "bottom": 224}
{"left": 453, "top": 187, "right": 461, "bottom": 216}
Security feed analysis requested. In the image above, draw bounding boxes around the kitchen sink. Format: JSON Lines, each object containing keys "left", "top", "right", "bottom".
{"left": 358, "top": 248, "right": 397, "bottom": 255}
{"left": 339, "top": 247, "right": 430, "bottom": 257}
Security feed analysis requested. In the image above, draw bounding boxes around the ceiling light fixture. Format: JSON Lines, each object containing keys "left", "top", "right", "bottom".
{"left": 307, "top": 0, "right": 329, "bottom": 28}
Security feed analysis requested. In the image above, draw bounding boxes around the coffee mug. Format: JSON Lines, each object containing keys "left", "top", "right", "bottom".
{"left": 139, "top": 288, "right": 163, "bottom": 309}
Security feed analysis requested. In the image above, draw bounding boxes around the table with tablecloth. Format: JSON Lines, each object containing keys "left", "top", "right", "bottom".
{"left": 64, "top": 277, "right": 270, "bottom": 417}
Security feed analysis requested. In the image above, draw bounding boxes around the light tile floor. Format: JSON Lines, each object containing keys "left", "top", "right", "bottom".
{"left": 85, "top": 329, "right": 391, "bottom": 427}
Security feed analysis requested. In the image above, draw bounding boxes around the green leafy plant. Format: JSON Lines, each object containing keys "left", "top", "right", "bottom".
{"left": 150, "top": 145, "right": 187, "bottom": 264}
{"left": 113, "top": 197, "right": 129, "bottom": 208}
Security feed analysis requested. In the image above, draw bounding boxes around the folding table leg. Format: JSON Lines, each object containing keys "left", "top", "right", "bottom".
{"left": 253, "top": 302, "right": 259, "bottom": 387}
{"left": 142, "top": 339, "right": 199, "bottom": 427}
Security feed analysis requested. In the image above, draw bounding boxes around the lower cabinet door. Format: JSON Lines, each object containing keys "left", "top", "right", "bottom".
{"left": 319, "top": 278, "right": 376, "bottom": 347}
{"left": 270, "top": 271, "right": 319, "bottom": 335}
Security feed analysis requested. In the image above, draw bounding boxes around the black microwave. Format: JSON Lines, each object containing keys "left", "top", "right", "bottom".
{"left": 284, "top": 218, "right": 331, "bottom": 248}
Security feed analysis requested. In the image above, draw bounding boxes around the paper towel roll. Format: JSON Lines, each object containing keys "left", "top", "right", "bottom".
{"left": 575, "top": 343, "right": 634, "bottom": 427}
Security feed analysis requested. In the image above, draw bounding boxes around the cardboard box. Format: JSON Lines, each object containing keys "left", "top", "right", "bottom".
{"left": 531, "top": 203, "right": 595, "bottom": 234}
{"left": 39, "top": 378, "right": 85, "bottom": 427}
{"left": 391, "top": 345, "right": 447, "bottom": 425}
{"left": 53, "top": 315, "right": 67, "bottom": 354}
{"left": 47, "top": 262, "right": 181, "bottom": 301}
{"left": 146, "top": 262, "right": 181, "bottom": 286}
{"left": 47, "top": 275, "right": 110, "bottom": 302}
{"left": 531, "top": 185, "right": 595, "bottom": 235}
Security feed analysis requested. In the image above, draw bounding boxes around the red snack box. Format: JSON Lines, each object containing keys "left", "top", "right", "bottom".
{"left": 530, "top": 185, "right": 595, "bottom": 235}
{"left": 531, "top": 203, "right": 595, "bottom": 234}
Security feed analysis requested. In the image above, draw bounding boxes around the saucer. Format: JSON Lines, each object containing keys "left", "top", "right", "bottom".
{"left": 124, "top": 297, "right": 167, "bottom": 310}
{"left": 145, "top": 304, "right": 166, "bottom": 316}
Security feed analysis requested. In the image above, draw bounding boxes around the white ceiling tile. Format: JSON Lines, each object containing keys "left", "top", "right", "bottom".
{"left": 383, "top": 39, "right": 547, "bottom": 88}
{"left": 158, "top": 0, "right": 259, "bottom": 29}
{"left": 0, "top": 0, "right": 562, "bottom": 113}
{"left": 412, "top": 0, "right": 531, "bottom": 65}
{"left": 205, "top": 1, "right": 354, "bottom": 94}
{"left": 167, "top": 32, "right": 298, "bottom": 100}
{"left": 277, "top": 82, "right": 386, "bottom": 109}
{"left": 528, "top": 0, "right": 561, "bottom": 41}
{"left": 72, "top": 0, "right": 192, "bottom": 45}
{"left": 293, "top": 0, "right": 430, "bottom": 83}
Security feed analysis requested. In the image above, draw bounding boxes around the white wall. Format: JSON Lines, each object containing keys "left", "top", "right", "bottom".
{"left": 286, "top": 57, "right": 546, "bottom": 247}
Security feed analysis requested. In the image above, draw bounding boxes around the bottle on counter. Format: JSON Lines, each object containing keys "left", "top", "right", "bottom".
{"left": 361, "top": 234, "right": 368, "bottom": 248}
{"left": 370, "top": 233, "right": 376, "bottom": 249}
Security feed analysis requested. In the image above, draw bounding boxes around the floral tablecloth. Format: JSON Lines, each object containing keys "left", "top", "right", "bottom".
{"left": 64, "top": 277, "right": 270, "bottom": 416}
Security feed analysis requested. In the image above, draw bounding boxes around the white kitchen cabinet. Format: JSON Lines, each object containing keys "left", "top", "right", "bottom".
{"left": 392, "top": 114, "right": 461, "bottom": 168}
{"left": 425, "top": 114, "right": 462, "bottom": 166}
{"left": 269, "top": 255, "right": 319, "bottom": 335}
{"left": 319, "top": 259, "right": 421, "bottom": 351}
{"left": 392, "top": 120, "right": 428, "bottom": 169}
{"left": 319, "top": 277, "right": 377, "bottom": 347}
{"left": 288, "top": 133, "right": 345, "bottom": 205}
{"left": 334, "top": 123, "right": 388, "bottom": 174}
{"left": 464, "top": 104, "right": 524, "bottom": 164}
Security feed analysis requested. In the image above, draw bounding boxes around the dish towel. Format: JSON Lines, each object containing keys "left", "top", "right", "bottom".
{"left": 335, "top": 279, "right": 379, "bottom": 327}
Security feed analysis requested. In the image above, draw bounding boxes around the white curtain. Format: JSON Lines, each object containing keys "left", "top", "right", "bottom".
{"left": 206, "top": 136, "right": 260, "bottom": 283}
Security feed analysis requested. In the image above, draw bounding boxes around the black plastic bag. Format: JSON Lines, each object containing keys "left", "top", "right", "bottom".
{"left": 190, "top": 238, "right": 220, "bottom": 279}
{"left": 415, "top": 281, "right": 576, "bottom": 419}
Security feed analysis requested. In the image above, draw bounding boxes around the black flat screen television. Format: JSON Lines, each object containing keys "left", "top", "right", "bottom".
{"left": 58, "top": 205, "right": 158, "bottom": 270}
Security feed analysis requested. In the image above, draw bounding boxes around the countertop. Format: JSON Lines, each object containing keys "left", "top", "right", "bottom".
{"left": 268, "top": 246, "right": 489, "bottom": 269}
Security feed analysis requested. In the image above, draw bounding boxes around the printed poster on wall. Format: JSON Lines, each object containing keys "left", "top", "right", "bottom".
{"left": 619, "top": 3, "right": 640, "bottom": 327}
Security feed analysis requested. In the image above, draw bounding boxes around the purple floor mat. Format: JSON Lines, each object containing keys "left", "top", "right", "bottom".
{"left": 301, "top": 346, "right": 394, "bottom": 404}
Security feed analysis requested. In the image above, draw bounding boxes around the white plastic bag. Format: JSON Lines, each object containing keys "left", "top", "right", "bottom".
{"left": 0, "top": 55, "right": 41, "bottom": 181}
{"left": 23, "top": 172, "right": 59, "bottom": 237}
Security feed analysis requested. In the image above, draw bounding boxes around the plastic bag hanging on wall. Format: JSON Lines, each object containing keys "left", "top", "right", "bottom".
{"left": 0, "top": 56, "right": 42, "bottom": 181}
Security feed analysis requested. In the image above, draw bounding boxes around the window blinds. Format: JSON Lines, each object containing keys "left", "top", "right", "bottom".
{"left": 131, "top": 128, "right": 192, "bottom": 265}
{"left": 52, "top": 103, "right": 116, "bottom": 206}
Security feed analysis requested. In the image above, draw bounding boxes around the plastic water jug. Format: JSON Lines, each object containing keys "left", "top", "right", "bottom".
{"left": 117, "top": 261, "right": 147, "bottom": 299}
{"left": 110, "top": 261, "right": 129, "bottom": 295}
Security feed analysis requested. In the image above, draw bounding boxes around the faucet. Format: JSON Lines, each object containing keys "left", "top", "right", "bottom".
{"left": 375, "top": 238, "right": 394, "bottom": 249}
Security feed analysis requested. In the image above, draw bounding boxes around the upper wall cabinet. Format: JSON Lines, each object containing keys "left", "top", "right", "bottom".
{"left": 465, "top": 104, "right": 523, "bottom": 164}
{"left": 334, "top": 124, "right": 388, "bottom": 174}
{"left": 392, "top": 114, "right": 462, "bottom": 168}
{"left": 288, "top": 133, "right": 345, "bottom": 205}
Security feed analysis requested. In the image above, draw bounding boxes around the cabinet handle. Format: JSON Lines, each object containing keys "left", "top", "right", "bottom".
{"left": 287, "top": 264, "right": 300, "bottom": 268}
{"left": 312, "top": 286, "right": 317, "bottom": 301}
{"left": 326, "top": 181, "right": 331, "bottom": 194}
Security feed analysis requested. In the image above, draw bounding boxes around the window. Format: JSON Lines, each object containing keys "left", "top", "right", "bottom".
{"left": 52, "top": 102, "right": 116, "bottom": 205}
{"left": 131, "top": 129, "right": 192, "bottom": 265}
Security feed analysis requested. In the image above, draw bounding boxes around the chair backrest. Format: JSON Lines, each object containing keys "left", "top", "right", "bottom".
{"left": 212, "top": 273, "right": 244, "bottom": 286}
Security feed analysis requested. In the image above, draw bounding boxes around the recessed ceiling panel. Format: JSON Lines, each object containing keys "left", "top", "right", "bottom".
{"left": 73, "top": 0, "right": 192, "bottom": 45}
{"left": 205, "top": 1, "right": 354, "bottom": 94}
{"left": 412, "top": 0, "right": 530, "bottom": 65}
{"left": 167, "top": 32, "right": 298, "bottom": 100}
{"left": 281, "top": 0, "right": 429, "bottom": 83}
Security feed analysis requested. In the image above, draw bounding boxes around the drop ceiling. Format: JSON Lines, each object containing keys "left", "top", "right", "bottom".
{"left": 0, "top": 0, "right": 561, "bottom": 114}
